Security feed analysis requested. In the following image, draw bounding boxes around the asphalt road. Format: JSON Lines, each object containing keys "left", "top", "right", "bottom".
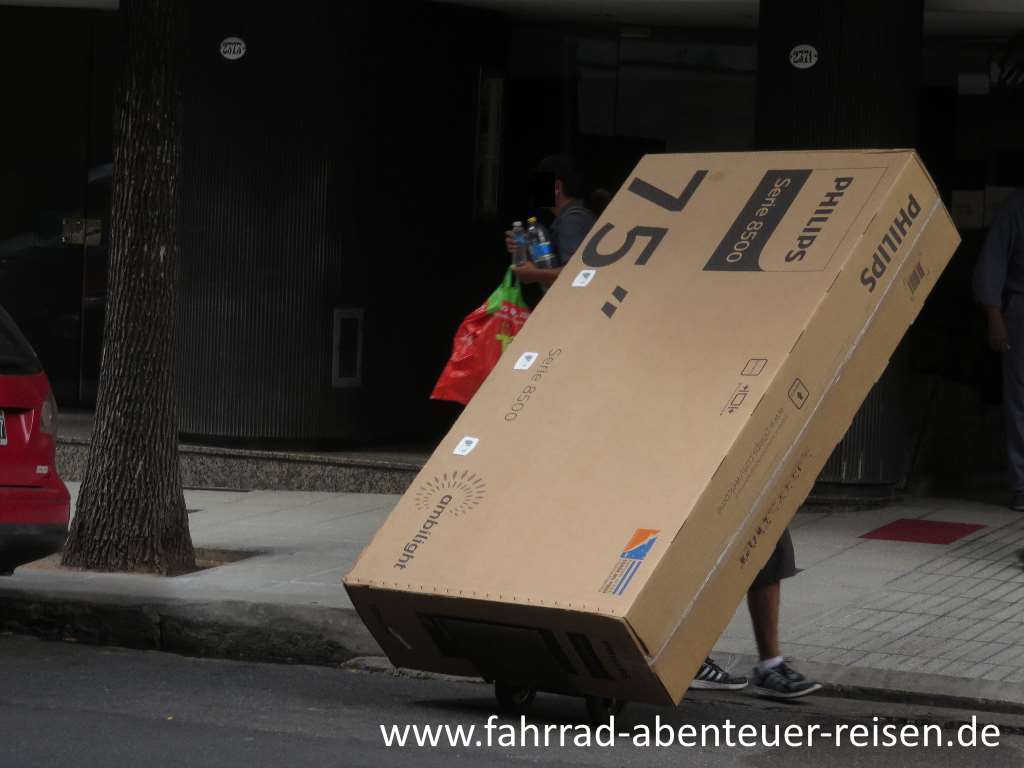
{"left": 1, "top": 634, "right": 1023, "bottom": 768}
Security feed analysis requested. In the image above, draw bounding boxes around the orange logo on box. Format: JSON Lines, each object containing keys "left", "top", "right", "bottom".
{"left": 601, "top": 528, "right": 661, "bottom": 596}
{"left": 622, "top": 528, "right": 660, "bottom": 556}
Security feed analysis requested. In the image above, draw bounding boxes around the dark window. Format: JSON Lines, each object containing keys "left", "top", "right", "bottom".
{"left": 0, "top": 305, "right": 42, "bottom": 375}
{"left": 332, "top": 308, "right": 364, "bottom": 388}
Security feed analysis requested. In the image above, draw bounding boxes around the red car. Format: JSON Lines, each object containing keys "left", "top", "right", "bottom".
{"left": 0, "top": 303, "right": 69, "bottom": 574}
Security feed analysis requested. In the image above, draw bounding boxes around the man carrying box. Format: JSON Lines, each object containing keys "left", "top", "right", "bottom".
{"left": 347, "top": 150, "right": 958, "bottom": 712}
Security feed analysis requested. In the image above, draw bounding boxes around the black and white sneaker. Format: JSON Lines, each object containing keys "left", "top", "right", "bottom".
{"left": 751, "top": 661, "right": 822, "bottom": 699}
{"left": 691, "top": 657, "right": 749, "bottom": 690}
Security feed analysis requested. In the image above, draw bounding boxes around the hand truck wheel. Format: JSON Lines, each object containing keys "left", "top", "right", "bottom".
{"left": 494, "top": 681, "right": 537, "bottom": 716}
{"left": 584, "top": 695, "right": 626, "bottom": 723}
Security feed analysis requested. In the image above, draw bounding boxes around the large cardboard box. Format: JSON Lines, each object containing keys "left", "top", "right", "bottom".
{"left": 344, "top": 150, "right": 960, "bottom": 705}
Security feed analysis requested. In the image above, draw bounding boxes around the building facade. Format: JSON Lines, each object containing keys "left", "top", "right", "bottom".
{"left": 2, "top": 0, "right": 1024, "bottom": 495}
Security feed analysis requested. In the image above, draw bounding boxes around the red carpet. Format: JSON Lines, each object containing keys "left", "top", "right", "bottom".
{"left": 860, "top": 518, "right": 985, "bottom": 545}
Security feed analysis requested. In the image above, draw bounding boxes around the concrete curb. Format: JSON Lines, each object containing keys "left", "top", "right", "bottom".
{"left": 4, "top": 583, "right": 1024, "bottom": 717}
{"left": 0, "top": 583, "right": 381, "bottom": 666}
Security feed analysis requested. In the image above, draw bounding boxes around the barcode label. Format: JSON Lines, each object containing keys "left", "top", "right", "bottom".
{"left": 907, "top": 262, "right": 926, "bottom": 295}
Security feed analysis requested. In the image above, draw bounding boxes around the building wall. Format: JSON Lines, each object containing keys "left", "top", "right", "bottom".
{"left": 176, "top": 0, "right": 507, "bottom": 444}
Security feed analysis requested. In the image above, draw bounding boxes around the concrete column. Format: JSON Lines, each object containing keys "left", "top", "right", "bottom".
{"left": 756, "top": 0, "right": 925, "bottom": 495}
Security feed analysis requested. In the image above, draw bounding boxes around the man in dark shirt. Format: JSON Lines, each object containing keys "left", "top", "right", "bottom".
{"left": 508, "top": 155, "right": 595, "bottom": 286}
{"left": 974, "top": 190, "right": 1024, "bottom": 510}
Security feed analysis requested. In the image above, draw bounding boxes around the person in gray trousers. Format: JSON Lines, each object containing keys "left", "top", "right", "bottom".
{"left": 974, "top": 190, "right": 1024, "bottom": 510}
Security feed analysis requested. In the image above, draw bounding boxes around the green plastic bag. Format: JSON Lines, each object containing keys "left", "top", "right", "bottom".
{"left": 431, "top": 268, "right": 531, "bottom": 405}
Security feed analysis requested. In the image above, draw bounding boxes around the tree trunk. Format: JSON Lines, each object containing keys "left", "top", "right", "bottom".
{"left": 62, "top": 0, "right": 194, "bottom": 574}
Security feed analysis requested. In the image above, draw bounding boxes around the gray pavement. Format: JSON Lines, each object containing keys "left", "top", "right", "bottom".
{"left": 5, "top": 484, "right": 1024, "bottom": 709}
{"left": 717, "top": 498, "right": 1024, "bottom": 698}
{"left": 16, "top": 484, "right": 396, "bottom": 607}
{"left": 3, "top": 634, "right": 1024, "bottom": 768}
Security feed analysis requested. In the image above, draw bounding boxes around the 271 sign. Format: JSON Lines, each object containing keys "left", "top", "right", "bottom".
{"left": 789, "top": 44, "right": 818, "bottom": 70}
{"left": 220, "top": 37, "right": 246, "bottom": 61}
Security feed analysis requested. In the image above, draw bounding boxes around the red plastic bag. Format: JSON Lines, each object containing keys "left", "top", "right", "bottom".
{"left": 431, "top": 268, "right": 531, "bottom": 405}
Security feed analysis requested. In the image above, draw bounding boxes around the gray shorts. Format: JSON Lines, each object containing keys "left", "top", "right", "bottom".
{"left": 750, "top": 528, "right": 797, "bottom": 589}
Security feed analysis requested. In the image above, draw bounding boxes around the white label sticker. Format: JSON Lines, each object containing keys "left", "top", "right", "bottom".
{"left": 454, "top": 437, "right": 480, "bottom": 456}
{"left": 572, "top": 269, "right": 597, "bottom": 288}
{"left": 514, "top": 352, "right": 539, "bottom": 371}
{"left": 35, "top": 465, "right": 48, "bottom": 475}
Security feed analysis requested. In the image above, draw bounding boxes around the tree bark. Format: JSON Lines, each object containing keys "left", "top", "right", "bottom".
{"left": 62, "top": 0, "right": 194, "bottom": 574}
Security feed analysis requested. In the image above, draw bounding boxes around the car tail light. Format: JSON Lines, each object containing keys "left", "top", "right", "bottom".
{"left": 40, "top": 391, "right": 58, "bottom": 437}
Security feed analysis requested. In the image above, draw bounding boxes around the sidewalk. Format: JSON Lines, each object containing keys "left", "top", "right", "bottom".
{"left": 4, "top": 484, "right": 1024, "bottom": 710}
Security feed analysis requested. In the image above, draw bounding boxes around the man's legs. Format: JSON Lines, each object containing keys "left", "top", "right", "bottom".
{"left": 1004, "top": 296, "right": 1024, "bottom": 507}
{"left": 746, "top": 529, "right": 821, "bottom": 699}
{"left": 697, "top": 529, "right": 819, "bottom": 698}
{"left": 747, "top": 580, "right": 781, "bottom": 662}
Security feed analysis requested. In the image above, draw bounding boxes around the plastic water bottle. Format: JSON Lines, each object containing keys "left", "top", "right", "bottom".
{"left": 527, "top": 217, "right": 556, "bottom": 268}
{"left": 511, "top": 221, "right": 529, "bottom": 266}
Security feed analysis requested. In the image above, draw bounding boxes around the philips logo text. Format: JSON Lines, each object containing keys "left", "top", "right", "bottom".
{"left": 860, "top": 193, "right": 922, "bottom": 293}
{"left": 785, "top": 177, "right": 853, "bottom": 263}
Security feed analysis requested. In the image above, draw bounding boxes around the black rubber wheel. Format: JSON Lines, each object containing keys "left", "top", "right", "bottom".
{"left": 584, "top": 695, "right": 626, "bottom": 723}
{"left": 494, "top": 681, "right": 537, "bottom": 716}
